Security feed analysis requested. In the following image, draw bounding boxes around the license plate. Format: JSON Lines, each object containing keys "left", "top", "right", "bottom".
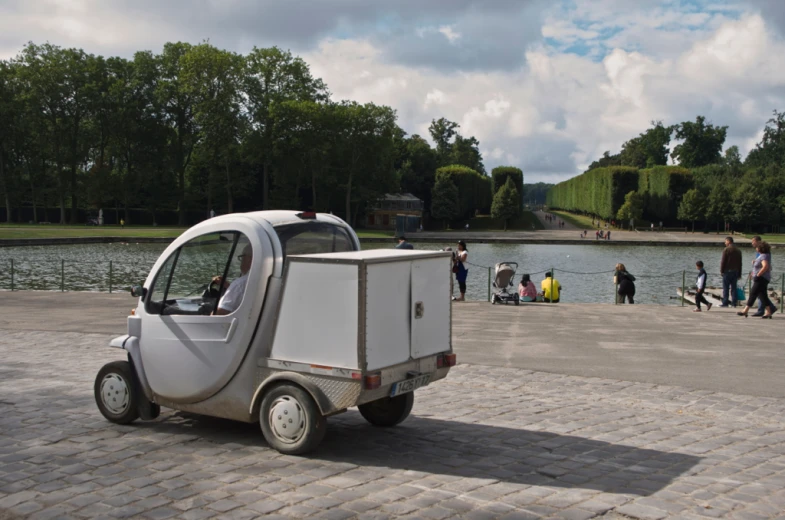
{"left": 390, "top": 374, "right": 431, "bottom": 397}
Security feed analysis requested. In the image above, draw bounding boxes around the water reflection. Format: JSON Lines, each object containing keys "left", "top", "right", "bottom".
{"left": 0, "top": 241, "right": 744, "bottom": 305}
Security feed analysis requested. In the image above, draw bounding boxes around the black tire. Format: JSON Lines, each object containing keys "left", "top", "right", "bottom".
{"left": 94, "top": 361, "right": 140, "bottom": 424}
{"left": 514, "top": 295, "right": 520, "bottom": 306}
{"left": 259, "top": 384, "right": 326, "bottom": 455}
{"left": 358, "top": 392, "right": 414, "bottom": 427}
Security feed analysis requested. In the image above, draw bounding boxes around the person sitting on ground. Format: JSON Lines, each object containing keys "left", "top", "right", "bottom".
{"left": 212, "top": 244, "right": 252, "bottom": 315}
{"left": 540, "top": 272, "right": 562, "bottom": 303}
{"left": 518, "top": 274, "right": 538, "bottom": 302}
{"left": 614, "top": 263, "right": 636, "bottom": 304}
{"left": 395, "top": 236, "right": 414, "bottom": 249}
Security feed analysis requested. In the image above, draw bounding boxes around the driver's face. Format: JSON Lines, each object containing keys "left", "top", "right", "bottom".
{"left": 239, "top": 245, "right": 253, "bottom": 274}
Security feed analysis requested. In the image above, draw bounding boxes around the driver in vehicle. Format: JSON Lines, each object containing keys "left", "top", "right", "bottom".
{"left": 213, "top": 244, "right": 252, "bottom": 315}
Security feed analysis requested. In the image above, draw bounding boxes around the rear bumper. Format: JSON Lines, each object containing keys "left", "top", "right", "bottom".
{"left": 256, "top": 353, "right": 454, "bottom": 414}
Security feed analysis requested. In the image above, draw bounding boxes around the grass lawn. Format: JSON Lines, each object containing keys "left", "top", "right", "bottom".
{"left": 355, "top": 230, "right": 395, "bottom": 239}
{"left": 428, "top": 211, "right": 545, "bottom": 232}
{"left": 743, "top": 234, "right": 785, "bottom": 244}
{"left": 549, "top": 210, "right": 596, "bottom": 229}
{"left": 0, "top": 224, "right": 185, "bottom": 239}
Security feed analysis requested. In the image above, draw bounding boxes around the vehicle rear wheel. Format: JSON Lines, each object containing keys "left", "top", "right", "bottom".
{"left": 358, "top": 392, "right": 414, "bottom": 427}
{"left": 260, "top": 384, "right": 326, "bottom": 455}
{"left": 94, "top": 361, "right": 140, "bottom": 424}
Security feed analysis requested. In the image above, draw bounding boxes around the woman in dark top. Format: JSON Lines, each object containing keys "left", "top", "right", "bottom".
{"left": 614, "top": 263, "right": 636, "bottom": 304}
{"left": 453, "top": 240, "right": 469, "bottom": 301}
{"left": 738, "top": 241, "right": 774, "bottom": 318}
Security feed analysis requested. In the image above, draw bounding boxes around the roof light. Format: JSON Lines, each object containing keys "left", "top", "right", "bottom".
{"left": 296, "top": 211, "right": 317, "bottom": 219}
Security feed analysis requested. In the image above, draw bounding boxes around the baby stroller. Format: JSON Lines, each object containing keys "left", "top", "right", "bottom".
{"left": 491, "top": 262, "right": 520, "bottom": 305}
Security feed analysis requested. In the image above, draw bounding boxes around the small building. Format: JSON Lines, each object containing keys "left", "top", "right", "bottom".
{"left": 365, "top": 193, "right": 423, "bottom": 230}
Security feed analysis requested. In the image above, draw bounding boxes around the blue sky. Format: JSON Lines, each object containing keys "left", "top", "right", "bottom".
{"left": 1, "top": 0, "right": 784, "bottom": 183}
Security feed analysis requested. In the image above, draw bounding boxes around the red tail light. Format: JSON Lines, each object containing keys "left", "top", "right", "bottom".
{"left": 297, "top": 211, "right": 317, "bottom": 219}
{"left": 444, "top": 353, "right": 457, "bottom": 367}
{"left": 364, "top": 373, "right": 381, "bottom": 390}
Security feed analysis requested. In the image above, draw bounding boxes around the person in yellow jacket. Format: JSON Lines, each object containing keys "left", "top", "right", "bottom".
{"left": 540, "top": 272, "right": 562, "bottom": 303}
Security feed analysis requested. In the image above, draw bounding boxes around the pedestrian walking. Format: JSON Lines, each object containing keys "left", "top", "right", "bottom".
{"left": 720, "top": 236, "right": 742, "bottom": 307}
{"left": 693, "top": 260, "right": 712, "bottom": 312}
{"left": 738, "top": 241, "right": 775, "bottom": 319}
{"left": 748, "top": 236, "right": 777, "bottom": 316}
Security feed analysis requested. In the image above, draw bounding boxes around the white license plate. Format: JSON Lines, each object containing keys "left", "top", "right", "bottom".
{"left": 390, "top": 374, "right": 431, "bottom": 397}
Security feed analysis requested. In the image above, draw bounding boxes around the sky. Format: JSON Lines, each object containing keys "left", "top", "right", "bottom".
{"left": 2, "top": 0, "right": 785, "bottom": 184}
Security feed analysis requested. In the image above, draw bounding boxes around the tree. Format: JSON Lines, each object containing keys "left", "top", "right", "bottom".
{"left": 616, "top": 191, "right": 644, "bottom": 228}
{"left": 450, "top": 134, "right": 485, "bottom": 174}
{"left": 620, "top": 121, "right": 673, "bottom": 168}
{"left": 745, "top": 110, "right": 785, "bottom": 169}
{"left": 428, "top": 117, "right": 485, "bottom": 172}
{"left": 181, "top": 44, "right": 245, "bottom": 213}
{"left": 705, "top": 182, "right": 734, "bottom": 232}
{"left": 671, "top": 116, "right": 727, "bottom": 168}
{"left": 677, "top": 188, "right": 706, "bottom": 232}
{"left": 733, "top": 182, "right": 767, "bottom": 232}
{"left": 429, "top": 117, "right": 458, "bottom": 164}
{"left": 397, "top": 133, "right": 438, "bottom": 209}
{"left": 244, "top": 47, "right": 327, "bottom": 211}
{"left": 491, "top": 177, "right": 519, "bottom": 230}
{"left": 586, "top": 151, "right": 621, "bottom": 172}
{"left": 430, "top": 175, "right": 459, "bottom": 229}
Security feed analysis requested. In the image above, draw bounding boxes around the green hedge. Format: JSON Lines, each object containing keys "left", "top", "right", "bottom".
{"left": 638, "top": 166, "right": 693, "bottom": 222}
{"left": 436, "top": 165, "right": 492, "bottom": 219}
{"left": 491, "top": 166, "right": 524, "bottom": 205}
{"left": 546, "top": 166, "right": 638, "bottom": 219}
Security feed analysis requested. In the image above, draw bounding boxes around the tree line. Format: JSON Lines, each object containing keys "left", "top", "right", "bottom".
{"left": 550, "top": 113, "right": 785, "bottom": 232}
{"left": 0, "top": 42, "right": 492, "bottom": 227}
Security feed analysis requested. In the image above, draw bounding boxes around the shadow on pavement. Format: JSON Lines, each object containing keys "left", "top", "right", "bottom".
{"left": 140, "top": 409, "right": 701, "bottom": 497}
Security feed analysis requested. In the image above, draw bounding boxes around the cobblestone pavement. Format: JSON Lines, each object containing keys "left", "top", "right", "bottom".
{"left": 3, "top": 331, "right": 785, "bottom": 519}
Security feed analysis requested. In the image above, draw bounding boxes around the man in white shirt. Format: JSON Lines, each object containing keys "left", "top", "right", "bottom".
{"left": 214, "top": 244, "right": 252, "bottom": 315}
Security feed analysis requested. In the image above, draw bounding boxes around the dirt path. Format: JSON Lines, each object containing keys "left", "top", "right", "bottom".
{"left": 534, "top": 210, "right": 578, "bottom": 230}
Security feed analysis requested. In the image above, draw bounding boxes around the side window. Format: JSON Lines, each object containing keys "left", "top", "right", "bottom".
{"left": 145, "top": 253, "right": 177, "bottom": 315}
{"left": 145, "top": 232, "right": 251, "bottom": 315}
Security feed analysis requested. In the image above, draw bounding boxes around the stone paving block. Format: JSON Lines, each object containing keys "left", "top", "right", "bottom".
{"left": 616, "top": 502, "right": 669, "bottom": 520}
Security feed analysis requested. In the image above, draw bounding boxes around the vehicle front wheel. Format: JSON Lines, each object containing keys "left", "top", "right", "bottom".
{"left": 358, "top": 392, "right": 414, "bottom": 427}
{"left": 260, "top": 384, "right": 326, "bottom": 455}
{"left": 94, "top": 361, "right": 140, "bottom": 424}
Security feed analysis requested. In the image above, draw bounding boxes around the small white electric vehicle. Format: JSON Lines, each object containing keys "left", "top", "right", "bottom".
{"left": 94, "top": 211, "right": 456, "bottom": 454}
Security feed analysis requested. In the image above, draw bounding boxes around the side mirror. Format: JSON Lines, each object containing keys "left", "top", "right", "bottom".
{"left": 131, "top": 285, "right": 147, "bottom": 299}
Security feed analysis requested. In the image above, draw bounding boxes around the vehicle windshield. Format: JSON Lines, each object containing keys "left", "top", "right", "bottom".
{"left": 274, "top": 221, "right": 356, "bottom": 259}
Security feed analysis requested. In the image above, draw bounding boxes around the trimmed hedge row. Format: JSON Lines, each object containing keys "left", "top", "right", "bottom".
{"left": 547, "top": 165, "right": 695, "bottom": 222}
{"left": 545, "top": 166, "right": 638, "bottom": 219}
{"left": 637, "top": 166, "right": 694, "bottom": 221}
{"left": 435, "top": 164, "right": 492, "bottom": 219}
{"left": 491, "top": 166, "right": 524, "bottom": 201}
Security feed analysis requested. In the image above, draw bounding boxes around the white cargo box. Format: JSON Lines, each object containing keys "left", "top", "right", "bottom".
{"left": 270, "top": 249, "right": 452, "bottom": 371}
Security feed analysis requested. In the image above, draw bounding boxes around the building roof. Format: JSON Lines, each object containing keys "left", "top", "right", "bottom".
{"left": 380, "top": 193, "right": 422, "bottom": 201}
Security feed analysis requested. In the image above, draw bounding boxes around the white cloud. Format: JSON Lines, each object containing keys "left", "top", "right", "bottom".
{"left": 306, "top": 11, "right": 785, "bottom": 182}
{"left": 438, "top": 25, "right": 462, "bottom": 43}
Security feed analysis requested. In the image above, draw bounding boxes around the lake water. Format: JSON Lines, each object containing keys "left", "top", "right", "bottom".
{"left": 0, "top": 242, "right": 762, "bottom": 305}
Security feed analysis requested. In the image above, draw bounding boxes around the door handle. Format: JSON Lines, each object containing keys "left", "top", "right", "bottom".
{"left": 414, "top": 301, "right": 424, "bottom": 319}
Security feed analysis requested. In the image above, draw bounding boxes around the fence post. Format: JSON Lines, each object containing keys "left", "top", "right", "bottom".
{"left": 615, "top": 272, "right": 619, "bottom": 305}
{"left": 681, "top": 270, "right": 686, "bottom": 307}
{"left": 109, "top": 261, "right": 113, "bottom": 294}
{"left": 487, "top": 266, "right": 491, "bottom": 302}
{"left": 781, "top": 274, "right": 784, "bottom": 314}
{"left": 61, "top": 260, "right": 65, "bottom": 292}
{"left": 10, "top": 259, "right": 13, "bottom": 291}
